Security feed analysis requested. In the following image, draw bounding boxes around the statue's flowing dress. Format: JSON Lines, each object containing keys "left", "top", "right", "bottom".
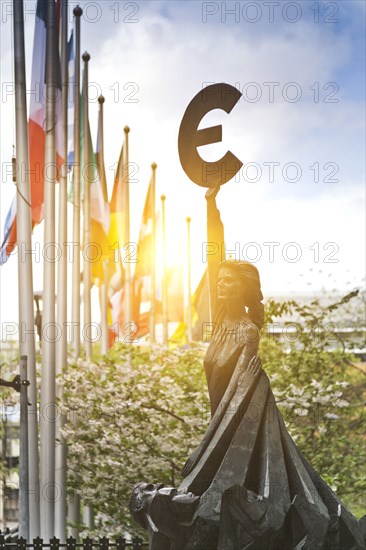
{"left": 178, "top": 317, "right": 365, "bottom": 549}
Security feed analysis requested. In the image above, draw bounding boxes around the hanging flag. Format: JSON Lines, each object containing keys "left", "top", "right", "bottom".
{"left": 155, "top": 263, "right": 185, "bottom": 323}
{"left": 154, "top": 209, "right": 184, "bottom": 337}
{"left": 108, "top": 275, "right": 124, "bottom": 340}
{"left": 95, "top": 107, "right": 108, "bottom": 203}
{"left": 0, "top": 0, "right": 64, "bottom": 264}
{"left": 166, "top": 265, "right": 185, "bottom": 322}
{"left": 191, "top": 269, "right": 210, "bottom": 340}
{"left": 0, "top": 197, "right": 17, "bottom": 265}
{"left": 132, "top": 176, "right": 155, "bottom": 337}
{"left": 108, "top": 144, "right": 127, "bottom": 254}
{"left": 109, "top": 289, "right": 122, "bottom": 344}
{"left": 89, "top": 128, "right": 110, "bottom": 284}
{"left": 134, "top": 177, "right": 154, "bottom": 283}
{"left": 80, "top": 81, "right": 110, "bottom": 284}
{"left": 29, "top": 0, "right": 63, "bottom": 220}
{"left": 171, "top": 269, "right": 210, "bottom": 343}
{"left": 65, "top": 30, "right": 75, "bottom": 203}
{"left": 67, "top": 29, "right": 74, "bottom": 171}
{"left": 107, "top": 141, "right": 128, "bottom": 336}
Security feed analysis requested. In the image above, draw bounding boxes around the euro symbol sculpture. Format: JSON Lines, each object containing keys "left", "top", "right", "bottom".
{"left": 178, "top": 83, "right": 243, "bottom": 187}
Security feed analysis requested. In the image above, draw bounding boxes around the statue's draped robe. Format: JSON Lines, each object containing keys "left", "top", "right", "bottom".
{"left": 179, "top": 330, "right": 365, "bottom": 549}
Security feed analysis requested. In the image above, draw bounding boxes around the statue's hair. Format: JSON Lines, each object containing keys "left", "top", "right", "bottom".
{"left": 217, "top": 260, "right": 264, "bottom": 330}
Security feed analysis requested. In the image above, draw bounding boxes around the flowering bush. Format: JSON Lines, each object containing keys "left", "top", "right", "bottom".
{"left": 60, "top": 343, "right": 209, "bottom": 535}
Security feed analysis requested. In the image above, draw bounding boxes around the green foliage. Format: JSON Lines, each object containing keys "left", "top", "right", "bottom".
{"left": 61, "top": 291, "right": 366, "bottom": 535}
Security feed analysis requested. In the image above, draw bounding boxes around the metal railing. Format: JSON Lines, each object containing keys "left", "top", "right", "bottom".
{"left": 0, "top": 534, "right": 148, "bottom": 550}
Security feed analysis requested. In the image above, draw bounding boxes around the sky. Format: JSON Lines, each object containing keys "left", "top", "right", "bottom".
{"left": 0, "top": 0, "right": 365, "bottom": 333}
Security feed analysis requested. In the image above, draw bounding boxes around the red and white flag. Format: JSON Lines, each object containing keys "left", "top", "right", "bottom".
{"left": 0, "top": 0, "right": 63, "bottom": 264}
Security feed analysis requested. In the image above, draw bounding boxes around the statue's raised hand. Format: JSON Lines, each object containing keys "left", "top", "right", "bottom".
{"left": 205, "top": 182, "right": 221, "bottom": 201}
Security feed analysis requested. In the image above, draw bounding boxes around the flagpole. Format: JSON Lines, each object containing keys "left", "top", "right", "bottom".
{"left": 55, "top": 0, "right": 68, "bottom": 539}
{"left": 71, "top": 5, "right": 82, "bottom": 358}
{"left": 150, "top": 163, "right": 157, "bottom": 343}
{"left": 12, "top": 0, "right": 40, "bottom": 538}
{"left": 82, "top": 52, "right": 92, "bottom": 360}
{"left": 161, "top": 194, "right": 168, "bottom": 345}
{"left": 80, "top": 50, "right": 94, "bottom": 529}
{"left": 123, "top": 126, "right": 132, "bottom": 328}
{"left": 98, "top": 95, "right": 109, "bottom": 355}
{"left": 40, "top": 0, "right": 58, "bottom": 538}
{"left": 19, "top": 356, "right": 29, "bottom": 540}
{"left": 186, "top": 216, "right": 193, "bottom": 344}
{"left": 69, "top": 10, "right": 82, "bottom": 532}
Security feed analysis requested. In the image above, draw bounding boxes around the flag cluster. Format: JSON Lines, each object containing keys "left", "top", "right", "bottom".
{"left": 1, "top": 1, "right": 64, "bottom": 263}
{"left": 1, "top": 0, "right": 209, "bottom": 349}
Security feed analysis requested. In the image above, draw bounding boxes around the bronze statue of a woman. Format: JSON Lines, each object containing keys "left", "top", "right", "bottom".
{"left": 130, "top": 192, "right": 365, "bottom": 549}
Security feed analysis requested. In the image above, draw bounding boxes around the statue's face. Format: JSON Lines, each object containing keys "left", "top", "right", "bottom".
{"left": 217, "top": 266, "right": 245, "bottom": 304}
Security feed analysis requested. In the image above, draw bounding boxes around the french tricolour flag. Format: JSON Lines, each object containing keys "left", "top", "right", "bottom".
{"left": 0, "top": 0, "right": 64, "bottom": 265}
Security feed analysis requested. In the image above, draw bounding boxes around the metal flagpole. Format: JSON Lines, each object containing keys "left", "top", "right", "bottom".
{"left": 82, "top": 506, "right": 94, "bottom": 530}
{"left": 98, "top": 95, "right": 109, "bottom": 355}
{"left": 12, "top": 0, "right": 40, "bottom": 538}
{"left": 71, "top": 5, "right": 82, "bottom": 358}
{"left": 68, "top": 9, "right": 82, "bottom": 537}
{"left": 40, "top": 0, "right": 58, "bottom": 538}
{"left": 19, "top": 355, "right": 29, "bottom": 540}
{"left": 55, "top": 0, "right": 68, "bottom": 539}
{"left": 186, "top": 216, "right": 193, "bottom": 344}
{"left": 123, "top": 126, "right": 132, "bottom": 328}
{"left": 150, "top": 163, "right": 157, "bottom": 343}
{"left": 82, "top": 52, "right": 92, "bottom": 360}
{"left": 81, "top": 51, "right": 94, "bottom": 528}
{"left": 161, "top": 195, "right": 168, "bottom": 345}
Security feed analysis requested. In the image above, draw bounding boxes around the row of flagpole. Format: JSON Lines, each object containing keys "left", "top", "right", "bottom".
{"left": 8, "top": 0, "right": 200, "bottom": 541}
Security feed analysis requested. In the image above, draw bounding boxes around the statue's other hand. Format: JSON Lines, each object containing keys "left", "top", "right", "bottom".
{"left": 247, "top": 355, "right": 262, "bottom": 375}
{"left": 237, "top": 356, "right": 262, "bottom": 391}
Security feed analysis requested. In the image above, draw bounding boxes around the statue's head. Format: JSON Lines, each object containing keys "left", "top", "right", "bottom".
{"left": 217, "top": 260, "right": 264, "bottom": 329}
